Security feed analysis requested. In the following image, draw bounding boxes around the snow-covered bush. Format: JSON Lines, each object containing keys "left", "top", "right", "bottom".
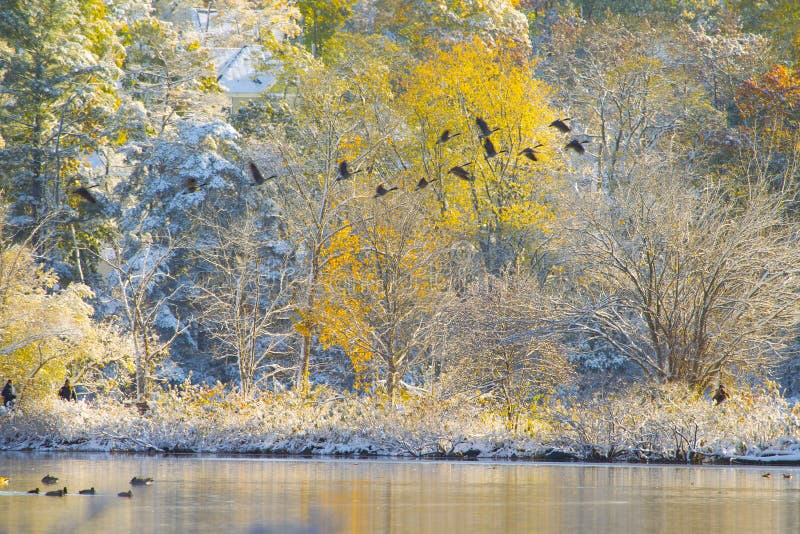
{"left": 547, "top": 381, "right": 800, "bottom": 462}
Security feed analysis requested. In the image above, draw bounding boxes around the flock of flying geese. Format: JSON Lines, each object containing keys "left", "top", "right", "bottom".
{"left": 332, "top": 116, "right": 589, "bottom": 199}
{"left": 0, "top": 473, "right": 154, "bottom": 498}
{"left": 68, "top": 116, "right": 589, "bottom": 206}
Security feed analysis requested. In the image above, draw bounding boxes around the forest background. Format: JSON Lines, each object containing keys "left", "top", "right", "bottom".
{"left": 2, "top": 0, "right": 800, "bottom": 461}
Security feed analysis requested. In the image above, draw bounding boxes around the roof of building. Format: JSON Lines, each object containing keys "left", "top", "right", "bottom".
{"left": 212, "top": 46, "right": 277, "bottom": 96}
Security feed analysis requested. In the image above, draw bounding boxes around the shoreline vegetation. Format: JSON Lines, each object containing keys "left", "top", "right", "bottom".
{"left": 3, "top": 382, "right": 800, "bottom": 466}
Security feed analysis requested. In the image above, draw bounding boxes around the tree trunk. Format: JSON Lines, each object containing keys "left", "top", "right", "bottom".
{"left": 386, "top": 360, "right": 398, "bottom": 405}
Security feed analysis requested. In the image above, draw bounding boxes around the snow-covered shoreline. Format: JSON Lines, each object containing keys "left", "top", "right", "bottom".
{"left": 3, "top": 384, "right": 800, "bottom": 465}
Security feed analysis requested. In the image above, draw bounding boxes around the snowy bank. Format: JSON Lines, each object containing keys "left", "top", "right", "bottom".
{"left": 2, "top": 383, "right": 799, "bottom": 464}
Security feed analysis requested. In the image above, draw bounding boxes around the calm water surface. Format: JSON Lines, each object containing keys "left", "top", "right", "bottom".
{"left": 1, "top": 452, "right": 799, "bottom": 533}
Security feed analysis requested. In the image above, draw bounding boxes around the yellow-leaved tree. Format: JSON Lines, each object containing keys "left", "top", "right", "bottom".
{"left": 315, "top": 195, "right": 452, "bottom": 401}
{"left": 400, "top": 37, "right": 566, "bottom": 277}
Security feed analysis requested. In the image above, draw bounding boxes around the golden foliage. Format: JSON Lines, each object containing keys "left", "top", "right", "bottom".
{"left": 737, "top": 63, "right": 800, "bottom": 136}
{"left": 400, "top": 37, "right": 564, "bottom": 271}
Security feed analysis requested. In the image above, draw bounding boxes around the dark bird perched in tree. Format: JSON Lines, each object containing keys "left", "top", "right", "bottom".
{"left": 71, "top": 186, "right": 98, "bottom": 204}
{"left": 565, "top": 139, "right": 589, "bottom": 154}
{"left": 130, "top": 477, "right": 153, "bottom": 486}
{"left": 79, "top": 488, "right": 95, "bottom": 495}
{"left": 414, "top": 177, "right": 429, "bottom": 191}
{"left": 436, "top": 129, "right": 461, "bottom": 144}
{"left": 248, "top": 161, "right": 276, "bottom": 185}
{"left": 374, "top": 184, "right": 399, "bottom": 198}
{"left": 549, "top": 118, "right": 571, "bottom": 133}
{"left": 118, "top": 490, "right": 133, "bottom": 498}
{"left": 518, "top": 144, "right": 544, "bottom": 162}
{"left": 475, "top": 117, "right": 500, "bottom": 139}
{"left": 712, "top": 384, "right": 728, "bottom": 405}
{"left": 45, "top": 487, "right": 67, "bottom": 497}
{"left": 42, "top": 475, "right": 58, "bottom": 485}
{"left": 27, "top": 488, "right": 40, "bottom": 494}
{"left": 337, "top": 159, "right": 362, "bottom": 181}
{"left": 448, "top": 163, "right": 473, "bottom": 181}
{"left": 482, "top": 137, "right": 507, "bottom": 159}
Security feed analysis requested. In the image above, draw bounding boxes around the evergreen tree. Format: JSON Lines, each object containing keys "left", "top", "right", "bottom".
{"left": 0, "top": 0, "right": 122, "bottom": 279}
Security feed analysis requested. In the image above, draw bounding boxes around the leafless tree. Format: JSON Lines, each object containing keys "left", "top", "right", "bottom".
{"left": 565, "top": 159, "right": 800, "bottom": 388}
{"left": 102, "top": 233, "right": 189, "bottom": 400}
{"left": 439, "top": 275, "right": 574, "bottom": 429}
{"left": 540, "top": 18, "right": 770, "bottom": 191}
{"left": 193, "top": 211, "right": 297, "bottom": 396}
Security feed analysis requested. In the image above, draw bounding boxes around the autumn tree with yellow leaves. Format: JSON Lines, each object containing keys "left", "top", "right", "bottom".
{"left": 258, "top": 33, "right": 577, "bottom": 395}
{"left": 315, "top": 194, "right": 453, "bottom": 400}
{"left": 400, "top": 37, "right": 565, "bottom": 277}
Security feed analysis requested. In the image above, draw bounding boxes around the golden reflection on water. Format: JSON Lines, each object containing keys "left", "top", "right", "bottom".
{"left": 1, "top": 454, "right": 799, "bottom": 533}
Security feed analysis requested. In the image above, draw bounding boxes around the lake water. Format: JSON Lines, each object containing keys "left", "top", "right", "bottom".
{"left": 1, "top": 452, "right": 799, "bottom": 533}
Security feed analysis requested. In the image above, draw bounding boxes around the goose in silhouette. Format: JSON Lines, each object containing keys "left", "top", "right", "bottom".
{"left": 436, "top": 129, "right": 460, "bottom": 144}
{"left": 337, "top": 159, "right": 361, "bottom": 181}
{"left": 712, "top": 384, "right": 728, "bottom": 405}
{"left": 130, "top": 477, "right": 153, "bottom": 486}
{"left": 45, "top": 487, "right": 67, "bottom": 497}
{"left": 27, "top": 488, "right": 40, "bottom": 494}
{"left": 71, "top": 186, "right": 98, "bottom": 204}
{"left": 518, "top": 144, "right": 544, "bottom": 162}
{"left": 185, "top": 177, "right": 205, "bottom": 193}
{"left": 549, "top": 118, "right": 571, "bottom": 133}
{"left": 79, "top": 487, "right": 96, "bottom": 495}
{"left": 248, "top": 161, "right": 276, "bottom": 185}
{"left": 565, "top": 139, "right": 589, "bottom": 154}
{"left": 41, "top": 474, "right": 58, "bottom": 485}
{"left": 475, "top": 117, "right": 500, "bottom": 139}
{"left": 414, "top": 177, "right": 429, "bottom": 191}
{"left": 448, "top": 163, "right": 473, "bottom": 181}
{"left": 762, "top": 473, "right": 772, "bottom": 479}
{"left": 482, "top": 137, "right": 506, "bottom": 159}
{"left": 118, "top": 489, "right": 133, "bottom": 498}
{"left": 374, "top": 184, "right": 399, "bottom": 198}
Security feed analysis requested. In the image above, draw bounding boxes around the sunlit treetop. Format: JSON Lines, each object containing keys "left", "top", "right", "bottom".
{"left": 400, "top": 37, "right": 566, "bottom": 267}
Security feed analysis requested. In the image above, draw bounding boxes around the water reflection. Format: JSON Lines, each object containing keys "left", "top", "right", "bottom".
{"left": 1, "top": 453, "right": 799, "bottom": 533}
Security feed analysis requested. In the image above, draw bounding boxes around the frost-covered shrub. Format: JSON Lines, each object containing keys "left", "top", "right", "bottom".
{"left": 546, "top": 381, "right": 800, "bottom": 461}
